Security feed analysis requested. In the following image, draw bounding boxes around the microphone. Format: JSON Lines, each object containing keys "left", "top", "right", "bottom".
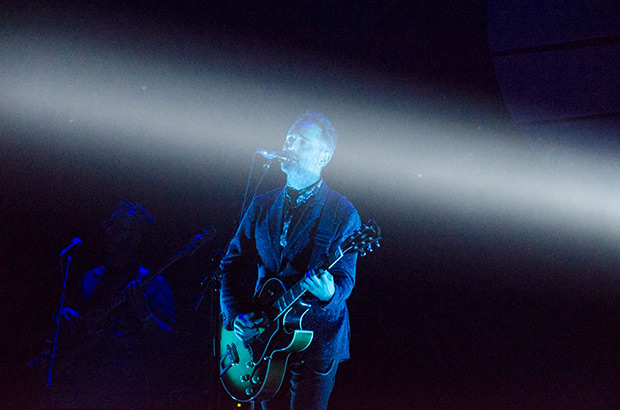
{"left": 256, "top": 149, "right": 290, "bottom": 162}
{"left": 60, "top": 238, "right": 82, "bottom": 257}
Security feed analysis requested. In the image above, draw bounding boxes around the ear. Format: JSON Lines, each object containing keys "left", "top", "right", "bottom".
{"left": 318, "top": 150, "right": 332, "bottom": 167}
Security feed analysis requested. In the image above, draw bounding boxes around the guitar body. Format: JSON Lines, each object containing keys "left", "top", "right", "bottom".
{"left": 218, "top": 277, "right": 313, "bottom": 402}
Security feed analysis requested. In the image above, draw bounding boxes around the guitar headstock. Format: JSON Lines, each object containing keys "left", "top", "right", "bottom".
{"left": 343, "top": 219, "right": 381, "bottom": 257}
{"left": 179, "top": 225, "right": 217, "bottom": 257}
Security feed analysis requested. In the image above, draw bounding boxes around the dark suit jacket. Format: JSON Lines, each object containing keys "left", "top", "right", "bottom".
{"left": 220, "top": 182, "right": 361, "bottom": 361}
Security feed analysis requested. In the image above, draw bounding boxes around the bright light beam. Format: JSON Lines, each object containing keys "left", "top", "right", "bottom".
{"left": 3, "top": 28, "right": 620, "bottom": 241}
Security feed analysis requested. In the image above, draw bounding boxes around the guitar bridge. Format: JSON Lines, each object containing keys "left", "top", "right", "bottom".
{"left": 219, "top": 343, "right": 239, "bottom": 376}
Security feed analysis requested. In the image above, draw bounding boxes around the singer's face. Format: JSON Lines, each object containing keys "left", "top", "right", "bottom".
{"left": 281, "top": 121, "right": 330, "bottom": 185}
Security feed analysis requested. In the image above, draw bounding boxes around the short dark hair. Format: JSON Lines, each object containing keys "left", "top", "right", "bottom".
{"left": 296, "top": 111, "right": 337, "bottom": 155}
{"left": 119, "top": 201, "right": 154, "bottom": 225}
{"left": 104, "top": 201, "right": 154, "bottom": 236}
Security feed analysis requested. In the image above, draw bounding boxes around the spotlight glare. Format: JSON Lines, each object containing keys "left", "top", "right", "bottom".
{"left": 2, "top": 27, "right": 620, "bottom": 242}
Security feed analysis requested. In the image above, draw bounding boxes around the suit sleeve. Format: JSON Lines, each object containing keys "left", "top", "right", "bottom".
{"left": 219, "top": 199, "right": 260, "bottom": 330}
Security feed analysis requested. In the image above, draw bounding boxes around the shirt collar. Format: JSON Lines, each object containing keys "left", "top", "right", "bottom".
{"left": 284, "top": 179, "right": 323, "bottom": 207}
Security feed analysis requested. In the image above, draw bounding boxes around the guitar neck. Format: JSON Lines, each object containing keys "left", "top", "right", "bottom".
{"left": 84, "top": 228, "right": 214, "bottom": 329}
{"left": 268, "top": 245, "right": 346, "bottom": 321}
{"left": 82, "top": 266, "right": 160, "bottom": 329}
{"left": 266, "top": 220, "right": 380, "bottom": 322}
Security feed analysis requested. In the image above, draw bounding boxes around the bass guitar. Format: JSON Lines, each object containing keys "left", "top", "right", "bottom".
{"left": 39, "top": 227, "right": 215, "bottom": 385}
{"left": 218, "top": 220, "right": 381, "bottom": 402}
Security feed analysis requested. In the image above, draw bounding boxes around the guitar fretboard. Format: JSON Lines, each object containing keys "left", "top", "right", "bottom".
{"left": 269, "top": 246, "right": 346, "bottom": 321}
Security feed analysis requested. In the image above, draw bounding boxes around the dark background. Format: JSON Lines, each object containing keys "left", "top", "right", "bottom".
{"left": 2, "top": 1, "right": 620, "bottom": 409}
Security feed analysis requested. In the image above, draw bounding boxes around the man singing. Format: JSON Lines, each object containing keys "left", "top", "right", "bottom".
{"left": 220, "top": 111, "right": 361, "bottom": 410}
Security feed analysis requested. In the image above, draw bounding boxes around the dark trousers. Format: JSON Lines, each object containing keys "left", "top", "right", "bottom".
{"left": 259, "top": 359, "right": 339, "bottom": 410}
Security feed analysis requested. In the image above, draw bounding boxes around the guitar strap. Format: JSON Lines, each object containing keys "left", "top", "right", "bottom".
{"left": 310, "top": 189, "right": 340, "bottom": 270}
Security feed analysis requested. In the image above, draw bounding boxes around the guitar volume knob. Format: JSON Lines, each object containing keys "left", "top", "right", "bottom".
{"left": 252, "top": 375, "right": 261, "bottom": 384}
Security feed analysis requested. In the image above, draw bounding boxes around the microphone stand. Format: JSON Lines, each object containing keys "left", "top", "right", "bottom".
{"left": 193, "top": 258, "right": 224, "bottom": 410}
{"left": 194, "top": 154, "right": 274, "bottom": 312}
{"left": 46, "top": 252, "right": 73, "bottom": 387}
{"left": 193, "top": 249, "right": 223, "bottom": 312}
{"left": 193, "top": 153, "right": 274, "bottom": 410}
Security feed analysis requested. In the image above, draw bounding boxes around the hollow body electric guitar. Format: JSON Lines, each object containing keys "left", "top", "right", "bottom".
{"left": 218, "top": 220, "right": 381, "bottom": 402}
{"left": 40, "top": 228, "right": 215, "bottom": 385}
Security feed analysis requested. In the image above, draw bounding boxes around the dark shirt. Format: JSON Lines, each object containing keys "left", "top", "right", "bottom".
{"left": 280, "top": 179, "right": 323, "bottom": 248}
{"left": 78, "top": 265, "right": 175, "bottom": 331}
